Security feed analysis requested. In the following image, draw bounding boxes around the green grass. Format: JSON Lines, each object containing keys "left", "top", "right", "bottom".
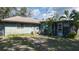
{"left": 5, "top": 34, "right": 36, "bottom": 39}
{"left": 0, "top": 34, "right": 79, "bottom": 51}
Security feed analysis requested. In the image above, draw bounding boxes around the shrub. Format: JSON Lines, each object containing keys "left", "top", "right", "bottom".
{"left": 66, "top": 32, "right": 76, "bottom": 38}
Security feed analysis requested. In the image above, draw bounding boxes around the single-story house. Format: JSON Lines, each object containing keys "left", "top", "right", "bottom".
{"left": 0, "top": 16, "right": 78, "bottom": 37}
{"left": 0, "top": 16, "right": 41, "bottom": 35}
{"left": 40, "top": 20, "right": 77, "bottom": 37}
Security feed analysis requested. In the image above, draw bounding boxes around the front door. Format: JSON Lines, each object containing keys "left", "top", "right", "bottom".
{"left": 57, "top": 23, "right": 63, "bottom": 36}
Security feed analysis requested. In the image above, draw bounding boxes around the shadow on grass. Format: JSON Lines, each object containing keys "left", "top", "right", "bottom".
{"left": 0, "top": 37, "right": 35, "bottom": 51}
{"left": 0, "top": 36, "right": 79, "bottom": 51}
{"left": 47, "top": 37, "right": 79, "bottom": 51}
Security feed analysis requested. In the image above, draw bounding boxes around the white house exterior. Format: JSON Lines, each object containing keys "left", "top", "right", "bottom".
{"left": 0, "top": 16, "right": 40, "bottom": 35}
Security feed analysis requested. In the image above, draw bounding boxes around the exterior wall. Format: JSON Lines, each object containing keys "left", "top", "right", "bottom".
{"left": 0, "top": 23, "right": 5, "bottom": 35}
{"left": 4, "top": 23, "right": 39, "bottom": 35}
{"left": 52, "top": 21, "right": 71, "bottom": 36}
{"left": 63, "top": 22, "right": 70, "bottom": 36}
{"left": 52, "top": 23, "right": 57, "bottom": 36}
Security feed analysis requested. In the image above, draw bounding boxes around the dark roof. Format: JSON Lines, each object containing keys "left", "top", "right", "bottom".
{"left": 41, "top": 19, "right": 74, "bottom": 23}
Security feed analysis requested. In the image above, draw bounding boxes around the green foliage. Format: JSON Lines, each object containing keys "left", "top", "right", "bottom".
{"left": 73, "top": 21, "right": 79, "bottom": 28}
{"left": 71, "top": 10, "right": 79, "bottom": 28}
{"left": 16, "top": 7, "right": 27, "bottom": 16}
{"left": 0, "top": 7, "right": 11, "bottom": 19}
{"left": 71, "top": 10, "right": 79, "bottom": 21}
{"left": 66, "top": 32, "right": 76, "bottom": 38}
{"left": 64, "top": 10, "right": 69, "bottom": 17}
{"left": 6, "top": 34, "right": 34, "bottom": 39}
{"left": 59, "top": 10, "right": 73, "bottom": 21}
{"left": 0, "top": 7, "right": 32, "bottom": 19}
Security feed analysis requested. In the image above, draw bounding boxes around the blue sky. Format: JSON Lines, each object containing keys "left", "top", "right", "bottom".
{"left": 29, "top": 7, "right": 78, "bottom": 19}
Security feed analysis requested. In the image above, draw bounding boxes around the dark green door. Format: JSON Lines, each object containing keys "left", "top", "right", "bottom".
{"left": 0, "top": 25, "right": 4, "bottom": 35}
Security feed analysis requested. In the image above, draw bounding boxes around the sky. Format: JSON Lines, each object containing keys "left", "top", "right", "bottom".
{"left": 29, "top": 7, "right": 79, "bottom": 20}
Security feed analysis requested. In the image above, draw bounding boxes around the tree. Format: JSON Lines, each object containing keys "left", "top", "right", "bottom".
{"left": 0, "top": 7, "right": 33, "bottom": 19}
{"left": 59, "top": 10, "right": 79, "bottom": 34}
{"left": 43, "top": 17, "right": 54, "bottom": 35}
{"left": 0, "top": 7, "right": 11, "bottom": 19}
{"left": 9, "top": 7, "right": 18, "bottom": 17}
{"left": 0, "top": 7, "right": 18, "bottom": 19}
{"left": 19, "top": 7, "right": 27, "bottom": 16}
{"left": 43, "top": 13, "right": 60, "bottom": 35}
{"left": 26, "top": 8, "right": 33, "bottom": 17}
{"left": 59, "top": 10, "right": 72, "bottom": 20}
{"left": 14, "top": 7, "right": 28, "bottom": 17}
{"left": 71, "top": 10, "right": 79, "bottom": 21}
{"left": 53, "top": 13, "right": 60, "bottom": 21}
{"left": 70, "top": 10, "right": 79, "bottom": 32}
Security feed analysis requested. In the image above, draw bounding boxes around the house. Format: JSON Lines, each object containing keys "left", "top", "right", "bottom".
{"left": 52, "top": 20, "right": 77, "bottom": 37}
{"left": 0, "top": 16, "right": 77, "bottom": 37}
{"left": 40, "top": 20, "right": 77, "bottom": 37}
{"left": 0, "top": 16, "right": 41, "bottom": 35}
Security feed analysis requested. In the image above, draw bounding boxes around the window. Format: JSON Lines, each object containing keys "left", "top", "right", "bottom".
{"left": 17, "top": 24, "right": 24, "bottom": 28}
{"left": 58, "top": 23, "right": 62, "bottom": 31}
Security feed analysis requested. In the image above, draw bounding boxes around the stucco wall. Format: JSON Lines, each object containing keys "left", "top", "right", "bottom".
{"left": 4, "top": 23, "right": 39, "bottom": 35}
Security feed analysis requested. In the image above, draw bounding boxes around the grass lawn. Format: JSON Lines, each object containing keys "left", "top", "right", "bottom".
{"left": 0, "top": 34, "right": 79, "bottom": 51}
